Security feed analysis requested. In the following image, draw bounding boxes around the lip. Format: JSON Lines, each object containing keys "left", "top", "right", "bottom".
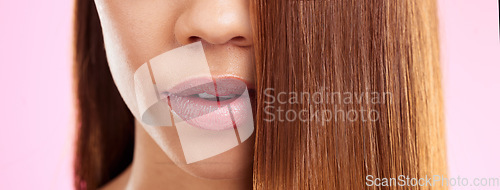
{"left": 160, "top": 76, "right": 254, "bottom": 131}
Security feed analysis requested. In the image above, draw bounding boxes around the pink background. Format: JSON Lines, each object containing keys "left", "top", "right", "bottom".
{"left": 0, "top": 0, "right": 498, "bottom": 189}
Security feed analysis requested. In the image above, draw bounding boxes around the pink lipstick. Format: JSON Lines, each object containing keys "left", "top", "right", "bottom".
{"left": 161, "top": 77, "right": 253, "bottom": 131}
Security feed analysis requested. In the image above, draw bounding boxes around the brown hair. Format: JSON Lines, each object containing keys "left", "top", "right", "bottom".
{"left": 251, "top": 0, "right": 446, "bottom": 189}
{"left": 73, "top": 0, "right": 134, "bottom": 189}
{"left": 74, "top": 0, "right": 446, "bottom": 189}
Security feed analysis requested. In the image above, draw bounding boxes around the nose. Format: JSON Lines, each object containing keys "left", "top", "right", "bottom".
{"left": 174, "top": 0, "right": 253, "bottom": 47}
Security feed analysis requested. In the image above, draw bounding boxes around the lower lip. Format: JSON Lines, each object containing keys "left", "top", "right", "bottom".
{"left": 163, "top": 78, "right": 253, "bottom": 131}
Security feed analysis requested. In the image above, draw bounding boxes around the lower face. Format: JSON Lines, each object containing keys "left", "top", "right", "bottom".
{"left": 94, "top": 0, "right": 256, "bottom": 179}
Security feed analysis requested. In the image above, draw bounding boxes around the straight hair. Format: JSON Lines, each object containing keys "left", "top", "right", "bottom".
{"left": 251, "top": 0, "right": 446, "bottom": 189}
{"left": 73, "top": 0, "right": 134, "bottom": 189}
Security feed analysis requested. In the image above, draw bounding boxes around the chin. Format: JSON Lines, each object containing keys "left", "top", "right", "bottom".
{"left": 174, "top": 134, "right": 254, "bottom": 179}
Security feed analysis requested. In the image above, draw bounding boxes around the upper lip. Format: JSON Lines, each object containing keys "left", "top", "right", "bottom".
{"left": 161, "top": 76, "right": 252, "bottom": 99}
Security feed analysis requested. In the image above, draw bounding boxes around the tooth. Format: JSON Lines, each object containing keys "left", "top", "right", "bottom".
{"left": 197, "top": 92, "right": 238, "bottom": 100}
{"left": 198, "top": 92, "right": 217, "bottom": 99}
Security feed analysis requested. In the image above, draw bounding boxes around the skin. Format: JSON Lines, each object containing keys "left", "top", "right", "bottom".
{"left": 93, "top": 0, "right": 255, "bottom": 189}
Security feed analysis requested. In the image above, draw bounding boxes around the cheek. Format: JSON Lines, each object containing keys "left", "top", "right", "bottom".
{"left": 94, "top": 0, "right": 184, "bottom": 116}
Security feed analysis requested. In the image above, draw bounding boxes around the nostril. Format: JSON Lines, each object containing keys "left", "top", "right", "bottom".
{"left": 231, "top": 36, "right": 246, "bottom": 42}
{"left": 186, "top": 36, "right": 248, "bottom": 46}
{"left": 188, "top": 36, "right": 202, "bottom": 43}
{"left": 230, "top": 36, "right": 252, "bottom": 46}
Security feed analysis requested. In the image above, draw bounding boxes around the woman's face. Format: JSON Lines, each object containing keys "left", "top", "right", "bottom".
{"left": 94, "top": 0, "right": 255, "bottom": 179}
